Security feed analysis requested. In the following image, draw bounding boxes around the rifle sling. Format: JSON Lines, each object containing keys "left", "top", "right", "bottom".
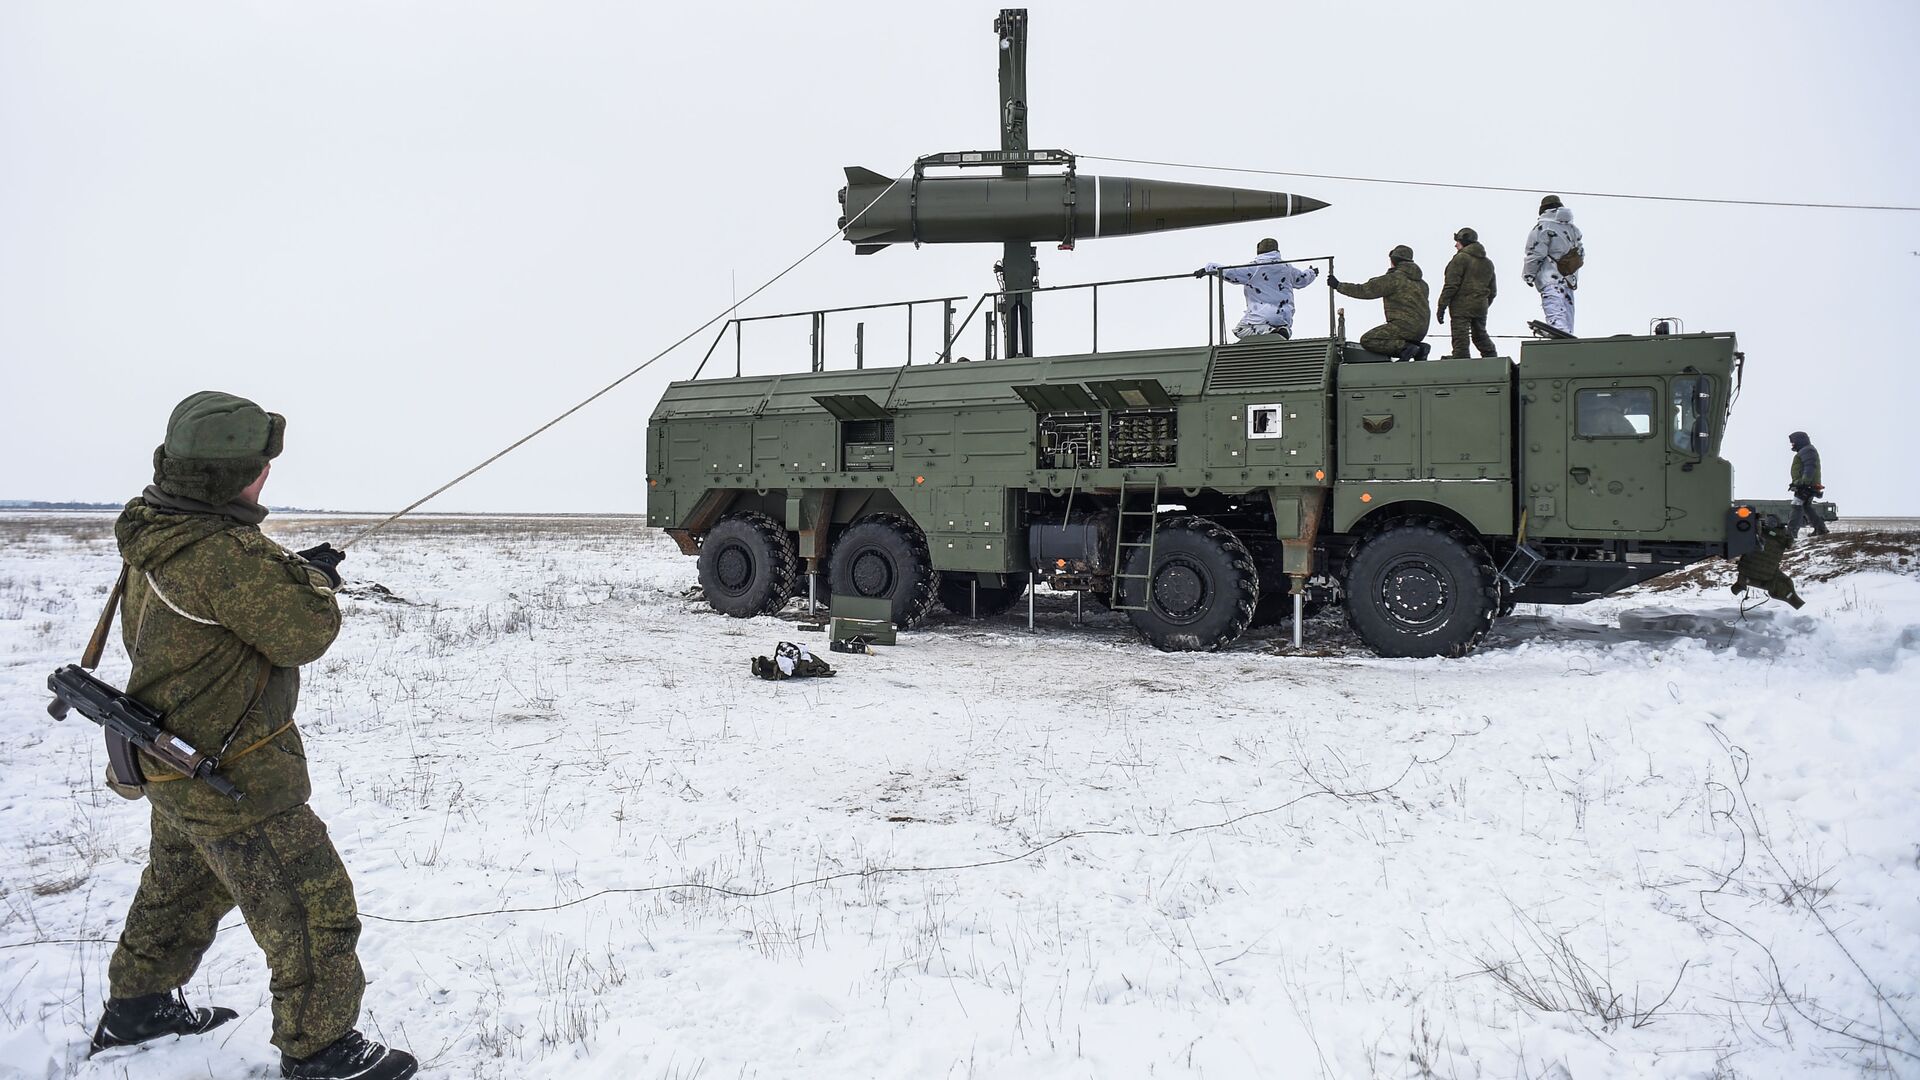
{"left": 80, "top": 565, "right": 129, "bottom": 670}
{"left": 142, "top": 718, "right": 297, "bottom": 784}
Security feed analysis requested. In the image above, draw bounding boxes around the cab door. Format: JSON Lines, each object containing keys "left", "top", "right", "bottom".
{"left": 1565, "top": 381, "right": 1665, "bottom": 531}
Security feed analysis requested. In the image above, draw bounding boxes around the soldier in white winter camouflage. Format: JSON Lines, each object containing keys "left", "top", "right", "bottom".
{"left": 1524, "top": 195, "right": 1584, "bottom": 334}
{"left": 1199, "top": 237, "right": 1320, "bottom": 341}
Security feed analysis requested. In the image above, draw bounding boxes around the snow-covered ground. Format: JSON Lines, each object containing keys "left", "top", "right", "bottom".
{"left": 2, "top": 513, "right": 1916, "bottom": 1080}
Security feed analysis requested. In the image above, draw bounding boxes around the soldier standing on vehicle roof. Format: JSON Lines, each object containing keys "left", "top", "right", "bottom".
{"left": 1436, "top": 227, "right": 1498, "bottom": 358}
{"left": 1197, "top": 237, "right": 1320, "bottom": 341}
{"left": 1523, "top": 195, "right": 1584, "bottom": 335}
{"left": 1787, "top": 430, "right": 1829, "bottom": 536}
{"left": 1329, "top": 245, "right": 1430, "bottom": 361}
{"left": 89, "top": 392, "right": 416, "bottom": 1080}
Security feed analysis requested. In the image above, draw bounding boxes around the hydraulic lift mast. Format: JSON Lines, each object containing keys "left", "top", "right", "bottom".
{"left": 995, "top": 9, "right": 1035, "bottom": 359}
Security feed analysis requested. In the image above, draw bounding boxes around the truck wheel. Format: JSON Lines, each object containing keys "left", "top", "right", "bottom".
{"left": 1118, "top": 516, "right": 1258, "bottom": 651}
{"left": 937, "top": 574, "right": 1028, "bottom": 618}
{"left": 1343, "top": 520, "right": 1496, "bottom": 657}
{"left": 828, "top": 514, "right": 938, "bottom": 628}
{"left": 697, "top": 511, "right": 799, "bottom": 618}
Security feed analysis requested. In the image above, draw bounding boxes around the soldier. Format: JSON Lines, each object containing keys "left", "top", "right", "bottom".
{"left": 90, "top": 392, "right": 416, "bottom": 1080}
{"left": 1435, "top": 227, "right": 1498, "bottom": 358}
{"left": 1197, "top": 237, "right": 1320, "bottom": 341}
{"left": 1787, "top": 430, "right": 1829, "bottom": 536}
{"left": 1328, "top": 245, "right": 1430, "bottom": 361}
{"left": 1731, "top": 513, "right": 1806, "bottom": 609}
{"left": 1523, "top": 195, "right": 1584, "bottom": 334}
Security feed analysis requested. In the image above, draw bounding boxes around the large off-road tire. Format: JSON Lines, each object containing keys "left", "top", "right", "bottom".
{"left": 697, "top": 511, "right": 799, "bottom": 618}
{"left": 828, "top": 514, "right": 938, "bottom": 628}
{"left": 937, "top": 574, "right": 1029, "bottom": 618}
{"left": 1342, "top": 519, "right": 1497, "bottom": 657}
{"left": 1116, "top": 515, "right": 1259, "bottom": 651}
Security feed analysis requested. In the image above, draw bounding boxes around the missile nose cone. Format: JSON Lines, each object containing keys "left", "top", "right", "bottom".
{"left": 1289, "top": 194, "right": 1330, "bottom": 216}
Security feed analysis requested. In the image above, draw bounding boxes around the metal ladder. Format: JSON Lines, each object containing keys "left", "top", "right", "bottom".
{"left": 1109, "top": 477, "right": 1162, "bottom": 611}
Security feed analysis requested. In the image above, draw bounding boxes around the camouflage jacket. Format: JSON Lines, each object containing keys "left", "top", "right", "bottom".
{"left": 1334, "top": 261, "right": 1430, "bottom": 340}
{"left": 1436, "top": 242, "right": 1497, "bottom": 318}
{"left": 1791, "top": 444, "right": 1821, "bottom": 487}
{"left": 116, "top": 495, "right": 340, "bottom": 833}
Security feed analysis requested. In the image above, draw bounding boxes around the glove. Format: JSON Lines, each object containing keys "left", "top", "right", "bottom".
{"left": 1730, "top": 579, "right": 1747, "bottom": 596}
{"left": 1326, "top": 273, "right": 1340, "bottom": 288}
{"left": 1436, "top": 307, "right": 1446, "bottom": 324}
{"left": 1523, "top": 276, "right": 1536, "bottom": 288}
{"left": 296, "top": 542, "right": 346, "bottom": 589}
{"left": 1193, "top": 268, "right": 1206, "bottom": 278}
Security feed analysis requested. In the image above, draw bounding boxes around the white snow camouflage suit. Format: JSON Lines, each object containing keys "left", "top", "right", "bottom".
{"left": 1214, "top": 251, "right": 1319, "bottom": 339}
{"left": 1523, "top": 206, "right": 1583, "bottom": 334}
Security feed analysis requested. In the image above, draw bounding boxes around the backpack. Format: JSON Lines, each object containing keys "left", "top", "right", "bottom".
{"left": 1556, "top": 247, "right": 1584, "bottom": 276}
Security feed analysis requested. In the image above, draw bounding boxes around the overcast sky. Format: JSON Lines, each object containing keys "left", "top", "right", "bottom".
{"left": 3, "top": 1, "right": 1916, "bottom": 515}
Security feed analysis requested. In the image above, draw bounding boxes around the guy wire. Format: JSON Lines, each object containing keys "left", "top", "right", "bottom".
{"left": 339, "top": 163, "right": 919, "bottom": 550}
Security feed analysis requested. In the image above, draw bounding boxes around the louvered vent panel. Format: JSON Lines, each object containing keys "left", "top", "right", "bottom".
{"left": 1204, "top": 339, "right": 1334, "bottom": 392}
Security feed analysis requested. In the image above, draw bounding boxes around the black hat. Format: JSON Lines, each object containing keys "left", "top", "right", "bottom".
{"left": 1539, "top": 195, "right": 1564, "bottom": 214}
{"left": 1453, "top": 227, "right": 1478, "bottom": 244}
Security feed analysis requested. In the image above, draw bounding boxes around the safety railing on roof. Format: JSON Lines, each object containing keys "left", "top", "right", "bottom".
{"left": 688, "top": 256, "right": 1340, "bottom": 379}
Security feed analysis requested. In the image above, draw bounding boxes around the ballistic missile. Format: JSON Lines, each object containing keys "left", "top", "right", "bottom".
{"left": 838, "top": 164, "right": 1328, "bottom": 255}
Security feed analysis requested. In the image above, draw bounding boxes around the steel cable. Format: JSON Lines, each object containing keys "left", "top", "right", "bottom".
{"left": 339, "top": 163, "right": 918, "bottom": 550}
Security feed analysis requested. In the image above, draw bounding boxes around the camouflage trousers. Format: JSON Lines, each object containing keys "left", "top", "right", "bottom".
{"left": 1537, "top": 274, "right": 1574, "bottom": 334}
{"left": 1357, "top": 324, "right": 1415, "bottom": 358}
{"left": 108, "top": 803, "right": 365, "bottom": 1058}
{"left": 1446, "top": 314, "right": 1496, "bottom": 358}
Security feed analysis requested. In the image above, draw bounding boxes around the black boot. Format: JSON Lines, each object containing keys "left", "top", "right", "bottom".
{"left": 282, "top": 1030, "right": 418, "bottom": 1080}
{"left": 1413, "top": 342, "right": 1432, "bottom": 361}
{"left": 1395, "top": 344, "right": 1419, "bottom": 362}
{"left": 89, "top": 989, "right": 238, "bottom": 1056}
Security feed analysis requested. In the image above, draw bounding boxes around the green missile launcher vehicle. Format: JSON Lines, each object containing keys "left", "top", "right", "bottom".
{"left": 647, "top": 298, "right": 1770, "bottom": 657}
{"left": 644, "top": 9, "right": 1792, "bottom": 658}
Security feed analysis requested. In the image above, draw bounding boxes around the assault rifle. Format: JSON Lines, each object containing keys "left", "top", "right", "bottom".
{"left": 46, "top": 665, "right": 244, "bottom": 801}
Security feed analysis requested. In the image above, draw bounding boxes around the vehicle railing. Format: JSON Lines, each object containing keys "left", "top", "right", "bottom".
{"left": 688, "top": 255, "right": 1339, "bottom": 379}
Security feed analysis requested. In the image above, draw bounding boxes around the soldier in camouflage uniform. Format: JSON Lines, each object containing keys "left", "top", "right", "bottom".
{"left": 1787, "top": 430, "right": 1829, "bottom": 536}
{"left": 1436, "top": 227, "right": 1498, "bottom": 358}
{"left": 1523, "top": 195, "right": 1583, "bottom": 335}
{"left": 1329, "top": 245, "right": 1431, "bottom": 360}
{"left": 1731, "top": 514, "right": 1805, "bottom": 609}
{"left": 91, "top": 392, "right": 416, "bottom": 1080}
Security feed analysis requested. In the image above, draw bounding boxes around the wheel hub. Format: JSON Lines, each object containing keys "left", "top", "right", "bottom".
{"left": 1379, "top": 555, "right": 1450, "bottom": 628}
{"left": 851, "top": 549, "right": 895, "bottom": 596}
{"left": 1152, "top": 558, "right": 1211, "bottom": 623}
{"left": 714, "top": 544, "right": 752, "bottom": 593}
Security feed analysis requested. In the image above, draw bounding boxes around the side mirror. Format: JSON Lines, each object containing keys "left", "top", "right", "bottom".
{"left": 1690, "top": 385, "right": 1713, "bottom": 454}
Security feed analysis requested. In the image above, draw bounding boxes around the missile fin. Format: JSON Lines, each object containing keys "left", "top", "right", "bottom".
{"left": 853, "top": 243, "right": 890, "bottom": 255}
{"left": 844, "top": 166, "right": 892, "bottom": 187}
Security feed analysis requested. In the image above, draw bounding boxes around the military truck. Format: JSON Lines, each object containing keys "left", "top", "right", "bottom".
{"left": 645, "top": 282, "right": 1770, "bottom": 658}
